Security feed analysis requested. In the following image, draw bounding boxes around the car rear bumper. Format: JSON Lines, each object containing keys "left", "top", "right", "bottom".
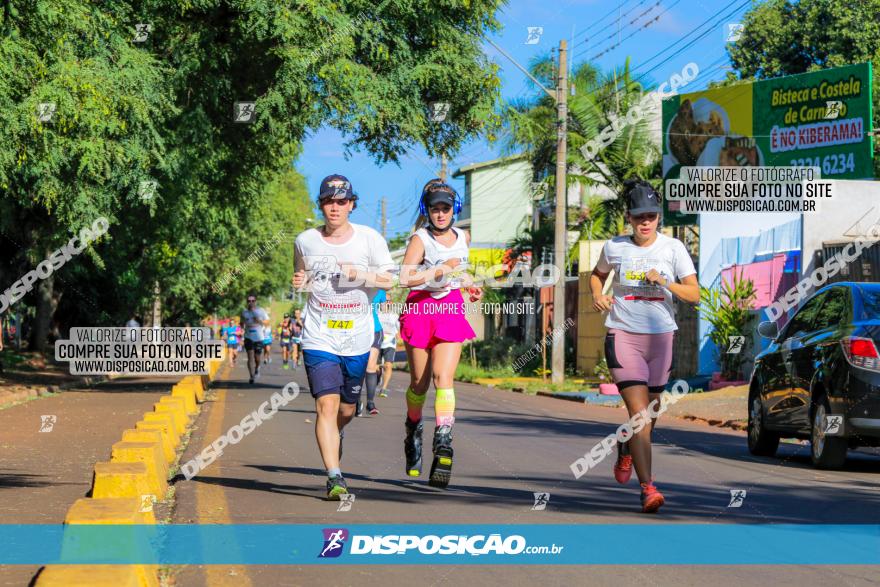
{"left": 837, "top": 372, "right": 880, "bottom": 439}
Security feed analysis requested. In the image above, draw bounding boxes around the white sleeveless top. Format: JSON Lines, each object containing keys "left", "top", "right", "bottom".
{"left": 410, "top": 227, "right": 469, "bottom": 299}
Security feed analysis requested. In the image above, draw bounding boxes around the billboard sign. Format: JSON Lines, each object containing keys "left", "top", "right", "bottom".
{"left": 661, "top": 62, "right": 873, "bottom": 224}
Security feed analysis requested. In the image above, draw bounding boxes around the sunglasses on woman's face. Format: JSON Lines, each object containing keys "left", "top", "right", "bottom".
{"left": 247, "top": 298, "right": 256, "bottom": 303}
{"left": 632, "top": 213, "right": 659, "bottom": 223}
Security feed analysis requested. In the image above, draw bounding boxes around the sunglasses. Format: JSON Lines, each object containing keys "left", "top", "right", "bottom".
{"left": 247, "top": 298, "right": 256, "bottom": 302}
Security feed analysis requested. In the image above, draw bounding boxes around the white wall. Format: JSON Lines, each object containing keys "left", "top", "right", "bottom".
{"left": 469, "top": 159, "right": 532, "bottom": 246}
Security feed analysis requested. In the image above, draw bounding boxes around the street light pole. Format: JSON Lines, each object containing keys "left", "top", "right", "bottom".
{"left": 551, "top": 40, "right": 568, "bottom": 385}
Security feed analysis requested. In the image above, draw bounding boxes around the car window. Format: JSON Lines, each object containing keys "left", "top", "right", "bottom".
{"left": 813, "top": 287, "right": 849, "bottom": 331}
{"left": 784, "top": 291, "right": 827, "bottom": 338}
{"left": 858, "top": 287, "right": 880, "bottom": 319}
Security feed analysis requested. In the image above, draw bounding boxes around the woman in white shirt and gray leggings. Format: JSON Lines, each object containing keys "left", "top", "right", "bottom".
{"left": 591, "top": 179, "right": 699, "bottom": 513}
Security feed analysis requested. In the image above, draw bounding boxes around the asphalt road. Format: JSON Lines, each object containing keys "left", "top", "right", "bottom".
{"left": 170, "top": 356, "right": 880, "bottom": 587}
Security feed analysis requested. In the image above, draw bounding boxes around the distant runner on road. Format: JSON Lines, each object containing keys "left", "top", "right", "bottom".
{"left": 241, "top": 295, "right": 270, "bottom": 384}
{"left": 279, "top": 313, "right": 293, "bottom": 370}
{"left": 292, "top": 174, "right": 394, "bottom": 500}
{"left": 222, "top": 320, "right": 240, "bottom": 365}
{"left": 590, "top": 179, "right": 699, "bottom": 513}
{"left": 262, "top": 314, "right": 273, "bottom": 365}
{"left": 398, "top": 179, "right": 482, "bottom": 488}
{"left": 291, "top": 309, "right": 304, "bottom": 369}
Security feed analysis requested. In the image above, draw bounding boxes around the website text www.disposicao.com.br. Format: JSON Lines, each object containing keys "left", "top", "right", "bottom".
{"left": 318, "top": 530, "right": 563, "bottom": 559}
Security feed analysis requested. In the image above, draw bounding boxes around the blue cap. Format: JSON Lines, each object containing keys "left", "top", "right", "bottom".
{"left": 318, "top": 174, "right": 355, "bottom": 201}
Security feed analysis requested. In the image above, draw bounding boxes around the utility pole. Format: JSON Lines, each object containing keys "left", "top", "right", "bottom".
{"left": 380, "top": 197, "right": 387, "bottom": 240}
{"left": 551, "top": 40, "right": 568, "bottom": 385}
{"left": 485, "top": 36, "right": 568, "bottom": 384}
{"left": 440, "top": 152, "right": 448, "bottom": 181}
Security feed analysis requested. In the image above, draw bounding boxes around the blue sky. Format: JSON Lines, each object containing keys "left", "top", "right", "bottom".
{"left": 295, "top": 0, "right": 753, "bottom": 237}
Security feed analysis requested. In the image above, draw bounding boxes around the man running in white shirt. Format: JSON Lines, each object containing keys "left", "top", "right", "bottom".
{"left": 240, "top": 294, "right": 270, "bottom": 384}
{"left": 292, "top": 174, "right": 394, "bottom": 500}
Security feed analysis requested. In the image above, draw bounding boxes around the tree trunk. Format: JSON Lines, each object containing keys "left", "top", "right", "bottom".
{"left": 30, "top": 270, "right": 55, "bottom": 352}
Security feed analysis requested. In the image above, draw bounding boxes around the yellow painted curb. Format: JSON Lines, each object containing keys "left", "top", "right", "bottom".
{"left": 153, "top": 401, "right": 186, "bottom": 433}
{"left": 54, "top": 498, "right": 158, "bottom": 586}
{"left": 170, "top": 384, "right": 198, "bottom": 415}
{"left": 110, "top": 442, "right": 168, "bottom": 499}
{"left": 91, "top": 461, "right": 154, "bottom": 500}
{"left": 180, "top": 375, "right": 206, "bottom": 402}
{"left": 134, "top": 421, "right": 177, "bottom": 460}
{"left": 64, "top": 497, "right": 156, "bottom": 525}
{"left": 123, "top": 428, "right": 174, "bottom": 464}
{"left": 140, "top": 413, "right": 180, "bottom": 446}
{"left": 159, "top": 395, "right": 189, "bottom": 422}
{"left": 32, "top": 368, "right": 220, "bottom": 587}
{"left": 34, "top": 564, "right": 156, "bottom": 587}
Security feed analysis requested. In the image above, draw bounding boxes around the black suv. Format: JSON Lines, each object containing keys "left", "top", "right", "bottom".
{"left": 749, "top": 282, "right": 880, "bottom": 468}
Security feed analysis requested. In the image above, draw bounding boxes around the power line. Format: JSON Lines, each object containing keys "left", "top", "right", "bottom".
{"left": 628, "top": 0, "right": 750, "bottom": 89}
{"left": 566, "top": 0, "right": 750, "bottom": 117}
{"left": 573, "top": 0, "right": 642, "bottom": 40}
{"left": 575, "top": 1, "right": 663, "bottom": 56}
{"left": 630, "top": 0, "right": 748, "bottom": 75}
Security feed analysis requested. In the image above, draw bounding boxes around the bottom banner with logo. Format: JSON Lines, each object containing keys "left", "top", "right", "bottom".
{"left": 2, "top": 524, "right": 879, "bottom": 564}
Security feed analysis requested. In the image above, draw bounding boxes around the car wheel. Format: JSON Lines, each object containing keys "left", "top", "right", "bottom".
{"left": 748, "top": 392, "right": 779, "bottom": 456}
{"left": 811, "top": 397, "right": 847, "bottom": 469}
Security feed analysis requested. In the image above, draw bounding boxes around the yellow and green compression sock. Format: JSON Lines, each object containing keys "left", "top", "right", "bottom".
{"left": 406, "top": 387, "right": 427, "bottom": 423}
{"left": 435, "top": 387, "right": 455, "bottom": 427}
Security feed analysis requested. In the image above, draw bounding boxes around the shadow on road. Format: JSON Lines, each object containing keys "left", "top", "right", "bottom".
{"left": 0, "top": 469, "right": 67, "bottom": 489}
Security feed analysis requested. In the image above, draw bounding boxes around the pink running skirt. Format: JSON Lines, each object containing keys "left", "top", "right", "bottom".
{"left": 399, "top": 289, "right": 476, "bottom": 349}
{"left": 604, "top": 328, "right": 674, "bottom": 393}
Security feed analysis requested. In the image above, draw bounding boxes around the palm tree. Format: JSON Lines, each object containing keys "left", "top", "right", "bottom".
{"left": 504, "top": 57, "right": 662, "bottom": 248}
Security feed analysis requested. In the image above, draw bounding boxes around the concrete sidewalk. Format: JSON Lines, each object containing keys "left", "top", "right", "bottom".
{"left": 501, "top": 382, "right": 749, "bottom": 430}
{"left": 661, "top": 384, "right": 749, "bottom": 430}
{"left": 0, "top": 375, "right": 180, "bottom": 587}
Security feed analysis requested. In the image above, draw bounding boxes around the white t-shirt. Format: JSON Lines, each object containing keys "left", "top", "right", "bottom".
{"left": 295, "top": 223, "right": 394, "bottom": 355}
{"left": 409, "top": 227, "right": 469, "bottom": 299}
{"left": 378, "top": 311, "right": 399, "bottom": 349}
{"left": 241, "top": 308, "right": 269, "bottom": 341}
{"left": 594, "top": 233, "right": 696, "bottom": 334}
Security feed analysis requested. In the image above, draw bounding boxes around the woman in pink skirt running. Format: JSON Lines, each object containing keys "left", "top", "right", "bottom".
{"left": 591, "top": 179, "right": 699, "bottom": 512}
{"left": 398, "top": 179, "right": 482, "bottom": 488}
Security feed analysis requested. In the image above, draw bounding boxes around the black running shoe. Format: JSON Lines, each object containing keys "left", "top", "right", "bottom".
{"left": 326, "top": 475, "right": 348, "bottom": 500}
{"left": 249, "top": 376, "right": 254, "bottom": 384}
{"left": 404, "top": 418, "right": 423, "bottom": 477}
{"left": 429, "top": 424, "right": 454, "bottom": 488}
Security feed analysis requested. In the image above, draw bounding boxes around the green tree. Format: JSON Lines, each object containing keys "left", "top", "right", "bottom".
{"left": 0, "top": 0, "right": 174, "bottom": 347}
{"left": 504, "top": 57, "right": 661, "bottom": 252}
{"left": 697, "top": 271, "right": 757, "bottom": 379}
{"left": 388, "top": 231, "right": 411, "bottom": 251}
{"left": 726, "top": 0, "right": 880, "bottom": 176}
{"left": 1, "top": 0, "right": 506, "bottom": 346}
